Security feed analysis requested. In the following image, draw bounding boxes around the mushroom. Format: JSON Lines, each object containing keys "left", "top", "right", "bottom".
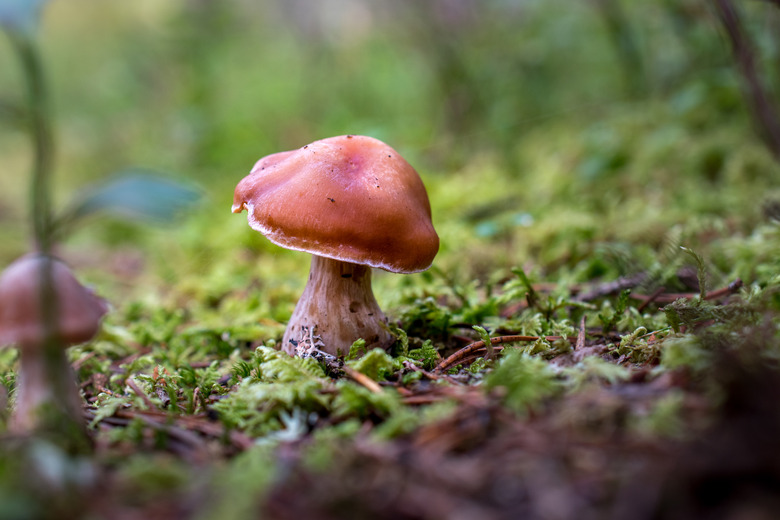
{"left": 0, "top": 254, "right": 107, "bottom": 433}
{"left": 233, "top": 135, "right": 439, "bottom": 357}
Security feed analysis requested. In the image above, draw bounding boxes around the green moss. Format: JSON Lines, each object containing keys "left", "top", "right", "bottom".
{"left": 347, "top": 348, "right": 396, "bottom": 381}
{"left": 484, "top": 349, "right": 563, "bottom": 413}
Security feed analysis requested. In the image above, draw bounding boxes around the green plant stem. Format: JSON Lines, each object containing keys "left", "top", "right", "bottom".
{"left": 6, "top": 32, "right": 87, "bottom": 451}
{"left": 10, "top": 34, "right": 60, "bottom": 426}
{"left": 10, "top": 32, "right": 54, "bottom": 254}
{"left": 10, "top": 32, "right": 58, "bottom": 389}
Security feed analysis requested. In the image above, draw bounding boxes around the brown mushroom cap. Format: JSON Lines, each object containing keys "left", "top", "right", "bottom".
{"left": 0, "top": 255, "right": 108, "bottom": 348}
{"left": 232, "top": 135, "right": 439, "bottom": 273}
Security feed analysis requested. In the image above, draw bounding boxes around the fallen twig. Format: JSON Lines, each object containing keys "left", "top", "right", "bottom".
{"left": 126, "top": 377, "right": 157, "bottom": 410}
{"left": 86, "top": 407, "right": 254, "bottom": 452}
{"left": 576, "top": 315, "right": 586, "bottom": 351}
{"left": 575, "top": 272, "right": 648, "bottom": 302}
{"left": 636, "top": 286, "right": 666, "bottom": 313}
{"left": 402, "top": 360, "right": 464, "bottom": 385}
{"left": 713, "top": 0, "right": 780, "bottom": 161}
{"left": 631, "top": 279, "right": 743, "bottom": 305}
{"left": 343, "top": 366, "right": 383, "bottom": 394}
{"left": 435, "top": 335, "right": 568, "bottom": 373}
{"left": 71, "top": 351, "right": 97, "bottom": 370}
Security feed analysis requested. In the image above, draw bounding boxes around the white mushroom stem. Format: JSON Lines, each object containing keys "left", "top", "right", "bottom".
{"left": 282, "top": 255, "right": 394, "bottom": 357}
{"left": 10, "top": 342, "right": 84, "bottom": 434}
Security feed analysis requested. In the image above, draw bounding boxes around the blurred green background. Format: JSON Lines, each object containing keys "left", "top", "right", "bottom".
{"left": 1, "top": 0, "right": 779, "bottom": 307}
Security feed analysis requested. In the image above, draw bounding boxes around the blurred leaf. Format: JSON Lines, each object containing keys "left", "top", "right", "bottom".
{"left": 0, "top": 0, "right": 48, "bottom": 35}
{"left": 63, "top": 170, "right": 202, "bottom": 225}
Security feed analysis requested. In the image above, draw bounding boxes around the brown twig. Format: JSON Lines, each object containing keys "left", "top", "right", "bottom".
{"left": 636, "top": 286, "right": 667, "bottom": 313}
{"left": 87, "top": 411, "right": 208, "bottom": 463}
{"left": 447, "top": 349, "right": 508, "bottom": 370}
{"left": 71, "top": 351, "right": 97, "bottom": 370}
{"left": 400, "top": 385, "right": 485, "bottom": 407}
{"left": 87, "top": 407, "right": 255, "bottom": 452}
{"left": 402, "top": 394, "right": 448, "bottom": 406}
{"left": 125, "top": 410, "right": 255, "bottom": 450}
{"left": 575, "top": 272, "right": 648, "bottom": 302}
{"left": 576, "top": 315, "right": 586, "bottom": 351}
{"left": 500, "top": 300, "right": 528, "bottom": 318}
{"left": 631, "top": 279, "right": 743, "bottom": 305}
{"left": 712, "top": 0, "right": 780, "bottom": 161}
{"left": 126, "top": 377, "right": 157, "bottom": 410}
{"left": 402, "top": 360, "right": 464, "bottom": 385}
{"left": 109, "top": 348, "right": 151, "bottom": 374}
{"left": 343, "top": 366, "right": 383, "bottom": 394}
{"left": 500, "top": 283, "right": 571, "bottom": 318}
{"left": 435, "top": 335, "right": 567, "bottom": 373}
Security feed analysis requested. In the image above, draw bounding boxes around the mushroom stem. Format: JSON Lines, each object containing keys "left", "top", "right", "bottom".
{"left": 11, "top": 342, "right": 85, "bottom": 440}
{"left": 282, "top": 255, "right": 394, "bottom": 356}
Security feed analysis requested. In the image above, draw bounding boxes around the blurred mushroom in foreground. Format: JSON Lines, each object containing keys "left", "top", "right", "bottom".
{"left": 0, "top": 254, "right": 107, "bottom": 436}
{"left": 233, "top": 135, "right": 439, "bottom": 357}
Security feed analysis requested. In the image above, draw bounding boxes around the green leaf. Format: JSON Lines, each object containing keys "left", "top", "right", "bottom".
{"left": 0, "top": 0, "right": 48, "bottom": 36}
{"left": 58, "top": 170, "right": 201, "bottom": 230}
